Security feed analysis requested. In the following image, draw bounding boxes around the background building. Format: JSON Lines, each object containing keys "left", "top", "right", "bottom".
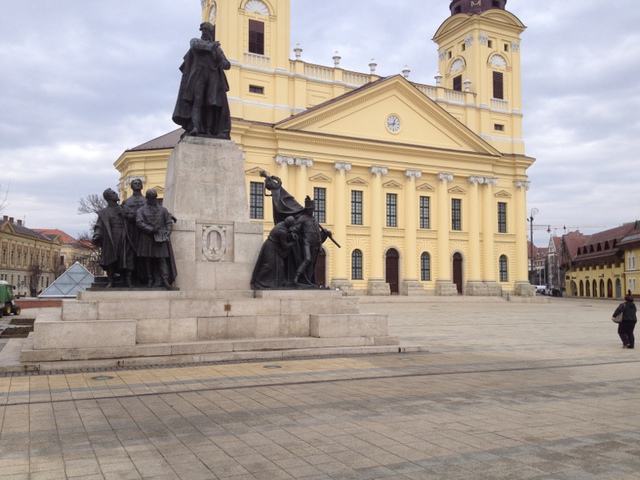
{"left": 115, "top": 0, "right": 535, "bottom": 296}
{"left": 0, "top": 216, "right": 62, "bottom": 296}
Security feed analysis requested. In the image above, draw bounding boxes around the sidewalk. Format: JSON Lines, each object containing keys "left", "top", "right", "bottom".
{"left": 1, "top": 297, "right": 638, "bottom": 479}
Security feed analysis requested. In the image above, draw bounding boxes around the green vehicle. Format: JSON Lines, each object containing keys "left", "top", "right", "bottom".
{"left": 0, "top": 281, "right": 21, "bottom": 317}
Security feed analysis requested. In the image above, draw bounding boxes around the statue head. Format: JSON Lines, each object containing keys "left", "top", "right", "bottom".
{"left": 103, "top": 188, "right": 119, "bottom": 203}
{"left": 304, "top": 196, "right": 315, "bottom": 213}
{"left": 145, "top": 189, "right": 158, "bottom": 205}
{"left": 199, "top": 22, "right": 215, "bottom": 40}
{"left": 284, "top": 216, "right": 295, "bottom": 228}
{"left": 130, "top": 178, "right": 143, "bottom": 192}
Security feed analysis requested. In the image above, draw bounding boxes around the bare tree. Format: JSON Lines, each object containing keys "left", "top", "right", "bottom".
{"left": 28, "top": 264, "right": 42, "bottom": 297}
{"left": 0, "top": 183, "right": 9, "bottom": 212}
{"left": 77, "top": 193, "right": 107, "bottom": 215}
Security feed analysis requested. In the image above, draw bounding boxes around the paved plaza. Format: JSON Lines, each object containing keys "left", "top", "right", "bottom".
{"left": 0, "top": 297, "right": 639, "bottom": 479}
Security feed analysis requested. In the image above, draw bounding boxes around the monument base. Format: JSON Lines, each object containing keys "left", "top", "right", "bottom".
{"left": 19, "top": 290, "right": 422, "bottom": 371}
{"left": 16, "top": 137, "right": 425, "bottom": 372}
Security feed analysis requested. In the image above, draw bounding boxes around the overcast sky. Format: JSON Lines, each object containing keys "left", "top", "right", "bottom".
{"left": 1, "top": 0, "right": 639, "bottom": 245}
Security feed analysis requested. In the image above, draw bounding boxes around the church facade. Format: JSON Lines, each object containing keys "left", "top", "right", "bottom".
{"left": 114, "top": 0, "right": 535, "bottom": 296}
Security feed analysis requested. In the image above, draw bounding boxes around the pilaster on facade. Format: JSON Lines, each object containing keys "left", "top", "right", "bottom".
{"left": 331, "top": 161, "right": 352, "bottom": 293}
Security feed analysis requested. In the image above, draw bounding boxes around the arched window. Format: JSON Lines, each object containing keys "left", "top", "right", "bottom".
{"left": 351, "top": 249, "right": 363, "bottom": 280}
{"left": 499, "top": 255, "right": 508, "bottom": 282}
{"left": 420, "top": 253, "right": 431, "bottom": 281}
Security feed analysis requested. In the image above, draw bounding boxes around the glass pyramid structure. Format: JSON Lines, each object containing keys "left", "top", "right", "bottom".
{"left": 39, "top": 262, "right": 94, "bottom": 298}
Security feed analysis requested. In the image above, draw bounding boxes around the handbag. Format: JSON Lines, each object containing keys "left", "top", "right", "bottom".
{"left": 612, "top": 304, "right": 625, "bottom": 323}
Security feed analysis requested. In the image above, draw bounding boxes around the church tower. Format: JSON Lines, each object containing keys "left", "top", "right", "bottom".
{"left": 433, "top": 0, "right": 526, "bottom": 155}
{"left": 201, "top": 0, "right": 290, "bottom": 71}
{"left": 199, "top": 0, "right": 292, "bottom": 123}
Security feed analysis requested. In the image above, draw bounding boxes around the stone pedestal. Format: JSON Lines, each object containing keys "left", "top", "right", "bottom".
{"left": 162, "top": 137, "right": 264, "bottom": 293}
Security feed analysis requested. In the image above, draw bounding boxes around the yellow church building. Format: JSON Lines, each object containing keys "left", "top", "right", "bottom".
{"left": 114, "top": 0, "right": 535, "bottom": 296}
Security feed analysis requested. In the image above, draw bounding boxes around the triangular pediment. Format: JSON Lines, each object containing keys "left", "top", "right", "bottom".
{"left": 383, "top": 180, "right": 403, "bottom": 189}
{"left": 309, "top": 173, "right": 332, "bottom": 183}
{"left": 347, "top": 177, "right": 369, "bottom": 186}
{"left": 449, "top": 185, "right": 467, "bottom": 194}
{"left": 0, "top": 222, "right": 16, "bottom": 234}
{"left": 495, "top": 190, "right": 512, "bottom": 198}
{"left": 416, "top": 182, "right": 436, "bottom": 192}
{"left": 276, "top": 75, "right": 500, "bottom": 156}
{"left": 245, "top": 167, "right": 264, "bottom": 176}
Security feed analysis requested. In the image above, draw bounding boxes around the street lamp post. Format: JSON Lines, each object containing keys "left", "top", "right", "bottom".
{"left": 529, "top": 208, "right": 538, "bottom": 284}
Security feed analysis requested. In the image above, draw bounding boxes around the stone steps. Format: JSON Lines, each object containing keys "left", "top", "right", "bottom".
{"left": 17, "top": 333, "right": 423, "bottom": 373}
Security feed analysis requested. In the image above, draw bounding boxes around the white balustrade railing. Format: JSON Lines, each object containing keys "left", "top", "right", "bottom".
{"left": 491, "top": 98, "right": 509, "bottom": 111}
{"left": 244, "top": 52, "right": 271, "bottom": 70}
{"left": 342, "top": 72, "right": 370, "bottom": 87}
{"left": 304, "top": 64, "right": 334, "bottom": 81}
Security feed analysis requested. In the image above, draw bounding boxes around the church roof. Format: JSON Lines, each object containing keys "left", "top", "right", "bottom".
{"left": 127, "top": 128, "right": 184, "bottom": 152}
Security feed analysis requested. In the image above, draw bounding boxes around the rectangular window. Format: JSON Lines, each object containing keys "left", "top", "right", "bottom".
{"left": 452, "top": 199, "right": 462, "bottom": 231}
{"left": 503, "top": 43, "right": 509, "bottom": 52}
{"left": 313, "top": 187, "right": 326, "bottom": 224}
{"left": 248, "top": 20, "right": 265, "bottom": 55}
{"left": 351, "top": 190, "right": 363, "bottom": 225}
{"left": 498, "top": 202, "right": 507, "bottom": 233}
{"left": 419, "top": 196, "right": 430, "bottom": 229}
{"left": 494, "top": 124, "right": 505, "bottom": 132}
{"left": 493, "top": 71, "right": 504, "bottom": 99}
{"left": 249, "top": 181, "right": 264, "bottom": 219}
{"left": 488, "top": 40, "right": 493, "bottom": 49}
{"left": 249, "top": 85, "right": 264, "bottom": 94}
{"left": 386, "top": 193, "right": 397, "bottom": 227}
{"left": 453, "top": 75, "right": 462, "bottom": 92}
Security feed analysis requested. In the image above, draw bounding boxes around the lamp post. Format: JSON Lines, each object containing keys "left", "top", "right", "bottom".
{"left": 528, "top": 208, "right": 538, "bottom": 284}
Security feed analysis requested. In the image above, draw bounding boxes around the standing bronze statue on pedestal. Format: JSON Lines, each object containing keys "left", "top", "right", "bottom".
{"left": 172, "top": 22, "right": 231, "bottom": 139}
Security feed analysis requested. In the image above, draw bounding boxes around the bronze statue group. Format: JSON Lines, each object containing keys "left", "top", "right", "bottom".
{"left": 251, "top": 172, "right": 337, "bottom": 290}
{"left": 92, "top": 179, "right": 177, "bottom": 289}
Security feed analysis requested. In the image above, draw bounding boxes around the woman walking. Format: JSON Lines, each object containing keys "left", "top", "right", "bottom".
{"left": 612, "top": 295, "right": 637, "bottom": 349}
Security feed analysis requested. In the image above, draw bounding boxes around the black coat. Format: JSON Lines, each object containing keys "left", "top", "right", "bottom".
{"left": 613, "top": 301, "right": 637, "bottom": 323}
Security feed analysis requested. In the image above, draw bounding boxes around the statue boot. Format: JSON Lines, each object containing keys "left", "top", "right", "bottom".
{"left": 188, "top": 108, "right": 202, "bottom": 136}
{"left": 105, "top": 269, "right": 114, "bottom": 288}
{"left": 159, "top": 260, "right": 171, "bottom": 289}
{"left": 124, "top": 271, "right": 133, "bottom": 288}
